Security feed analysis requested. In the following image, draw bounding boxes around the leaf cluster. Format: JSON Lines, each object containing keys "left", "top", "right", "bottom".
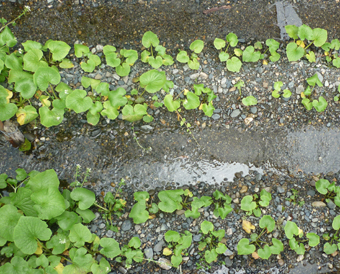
{"left": 240, "top": 189, "right": 272, "bottom": 217}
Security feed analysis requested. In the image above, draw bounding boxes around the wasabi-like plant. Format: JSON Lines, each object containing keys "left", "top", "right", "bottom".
{"left": 141, "top": 31, "right": 174, "bottom": 69}
{"left": 322, "top": 38, "right": 340, "bottom": 68}
{"left": 285, "top": 24, "right": 328, "bottom": 62}
{"left": 315, "top": 178, "right": 340, "bottom": 207}
{"left": 284, "top": 220, "right": 320, "bottom": 255}
{"left": 301, "top": 73, "right": 327, "bottom": 112}
{"left": 323, "top": 215, "right": 340, "bottom": 254}
{"left": 271, "top": 81, "right": 292, "bottom": 99}
{"left": 176, "top": 39, "right": 204, "bottom": 70}
{"left": 213, "top": 33, "right": 242, "bottom": 72}
{"left": 163, "top": 230, "right": 192, "bottom": 268}
{"left": 211, "top": 190, "right": 233, "bottom": 219}
{"left": 198, "top": 221, "right": 227, "bottom": 264}
{"left": 242, "top": 96, "right": 258, "bottom": 106}
{"left": 240, "top": 189, "right": 272, "bottom": 217}
{"left": 237, "top": 215, "right": 284, "bottom": 259}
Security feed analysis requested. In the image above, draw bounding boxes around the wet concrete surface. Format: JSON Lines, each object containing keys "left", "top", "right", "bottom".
{"left": 0, "top": 0, "right": 339, "bottom": 49}
{"left": 1, "top": 124, "right": 340, "bottom": 192}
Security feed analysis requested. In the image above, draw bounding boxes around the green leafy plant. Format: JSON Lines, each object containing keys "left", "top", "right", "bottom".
{"left": 323, "top": 215, "right": 340, "bottom": 254}
{"left": 163, "top": 230, "right": 192, "bottom": 268}
{"left": 285, "top": 188, "right": 305, "bottom": 206}
{"left": 240, "top": 189, "right": 272, "bottom": 217}
{"left": 213, "top": 33, "right": 242, "bottom": 72}
{"left": 197, "top": 221, "right": 227, "bottom": 264}
{"left": 237, "top": 215, "right": 284, "bottom": 259}
{"left": 284, "top": 220, "right": 319, "bottom": 255}
{"left": 184, "top": 195, "right": 212, "bottom": 219}
{"left": 96, "top": 179, "right": 127, "bottom": 232}
{"left": 102, "top": 45, "right": 138, "bottom": 76}
{"left": 271, "top": 81, "right": 292, "bottom": 99}
{"left": 301, "top": 73, "right": 327, "bottom": 112}
{"left": 322, "top": 38, "right": 340, "bottom": 67}
{"left": 176, "top": 39, "right": 204, "bottom": 70}
{"left": 242, "top": 96, "right": 257, "bottom": 106}
{"left": 285, "top": 24, "right": 328, "bottom": 62}
{"left": 115, "top": 237, "right": 144, "bottom": 268}
{"left": 334, "top": 85, "right": 340, "bottom": 102}
{"left": 129, "top": 191, "right": 151, "bottom": 224}
{"left": 211, "top": 190, "right": 233, "bottom": 219}
{"left": 234, "top": 80, "right": 244, "bottom": 95}
{"left": 141, "top": 31, "right": 174, "bottom": 69}
{"left": 315, "top": 178, "right": 340, "bottom": 207}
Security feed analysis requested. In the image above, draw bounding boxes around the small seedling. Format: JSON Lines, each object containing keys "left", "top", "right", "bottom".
{"left": 240, "top": 189, "right": 272, "bottom": 217}
{"left": 323, "top": 215, "right": 340, "bottom": 254}
{"left": 301, "top": 73, "right": 327, "bottom": 112}
{"left": 176, "top": 39, "right": 204, "bottom": 70}
{"left": 198, "top": 221, "right": 227, "bottom": 264}
{"left": 315, "top": 178, "right": 340, "bottom": 207}
{"left": 234, "top": 80, "right": 244, "bottom": 95}
{"left": 163, "top": 230, "right": 192, "bottom": 268}
{"left": 237, "top": 215, "right": 284, "bottom": 259}
{"left": 284, "top": 220, "right": 320, "bottom": 255}
{"left": 211, "top": 190, "right": 233, "bottom": 219}
{"left": 285, "top": 188, "right": 305, "bottom": 206}
{"left": 272, "top": 81, "right": 292, "bottom": 99}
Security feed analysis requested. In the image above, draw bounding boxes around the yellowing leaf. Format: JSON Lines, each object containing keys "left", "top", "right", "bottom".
{"left": 35, "top": 241, "right": 43, "bottom": 255}
{"left": 242, "top": 220, "right": 255, "bottom": 234}
{"left": 298, "top": 228, "right": 303, "bottom": 237}
{"left": 296, "top": 40, "right": 305, "bottom": 48}
{"left": 262, "top": 60, "right": 268, "bottom": 65}
{"left": 252, "top": 251, "right": 260, "bottom": 259}
{"left": 16, "top": 111, "right": 26, "bottom": 125}
{"left": 183, "top": 89, "right": 189, "bottom": 95}
{"left": 163, "top": 247, "right": 173, "bottom": 256}
{"left": 301, "top": 92, "right": 305, "bottom": 98}
{"left": 54, "top": 263, "right": 64, "bottom": 274}
{"left": 148, "top": 214, "right": 156, "bottom": 219}
{"left": 5, "top": 89, "right": 13, "bottom": 103}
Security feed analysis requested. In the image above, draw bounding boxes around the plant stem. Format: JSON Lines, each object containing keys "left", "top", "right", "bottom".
{"left": 94, "top": 202, "right": 109, "bottom": 212}
{"left": 132, "top": 126, "right": 152, "bottom": 151}
{"left": 49, "top": 84, "right": 58, "bottom": 100}
{"left": 0, "top": 6, "right": 30, "bottom": 32}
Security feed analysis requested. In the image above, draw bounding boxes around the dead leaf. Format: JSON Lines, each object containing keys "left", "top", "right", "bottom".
{"left": 163, "top": 247, "right": 172, "bottom": 256}
{"left": 252, "top": 251, "right": 260, "bottom": 259}
{"left": 242, "top": 220, "right": 255, "bottom": 234}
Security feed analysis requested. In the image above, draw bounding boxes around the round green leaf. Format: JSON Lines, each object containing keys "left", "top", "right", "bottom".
{"left": 315, "top": 179, "right": 330, "bottom": 195}
{"left": 23, "top": 49, "right": 48, "bottom": 72}
{"left": 158, "top": 189, "right": 184, "bottom": 213}
{"left": 22, "top": 40, "right": 42, "bottom": 51}
{"left": 282, "top": 89, "right": 292, "bottom": 98}
{"left": 31, "top": 187, "right": 66, "bottom": 220}
{"left": 306, "top": 233, "right": 320, "bottom": 247}
{"left": 183, "top": 91, "right": 200, "bottom": 110}
{"left": 219, "top": 52, "right": 230, "bottom": 62}
{"left": 0, "top": 26, "right": 17, "bottom": 47}
{"left": 142, "top": 31, "right": 159, "bottom": 48}
{"left": 56, "top": 211, "right": 82, "bottom": 231}
{"left": 286, "top": 42, "right": 305, "bottom": 62}
{"left": 324, "top": 242, "right": 338, "bottom": 255}
{"left": 259, "top": 215, "right": 275, "bottom": 232}
{"left": 140, "top": 69, "right": 166, "bottom": 93}
{"left": 266, "top": 39, "right": 280, "bottom": 52}
{"left": 164, "top": 94, "right": 180, "bottom": 112}
{"left": 242, "top": 96, "right": 257, "bottom": 106}
{"left": 269, "top": 52, "right": 281, "bottom": 62}
{"left": 108, "top": 87, "right": 127, "bottom": 108}
{"left": 284, "top": 220, "right": 299, "bottom": 239}
{"left": 226, "top": 57, "right": 242, "bottom": 72}
{"left": 0, "top": 256, "right": 29, "bottom": 273}
{"left": 202, "top": 102, "right": 215, "bottom": 117}
{"left": 129, "top": 237, "right": 141, "bottom": 249}
{"left": 105, "top": 53, "right": 120, "bottom": 68}
{"left": 205, "top": 249, "right": 218, "bottom": 263}
{"left": 270, "top": 238, "right": 284, "bottom": 255}
{"left": 237, "top": 238, "right": 256, "bottom": 255}
{"left": 298, "top": 24, "right": 314, "bottom": 41}
{"left": 70, "top": 188, "right": 95, "bottom": 210}
{"left": 0, "top": 204, "right": 22, "bottom": 242}
{"left": 332, "top": 215, "right": 340, "bottom": 230}
{"left": 76, "top": 208, "right": 96, "bottom": 223}
{"left": 226, "top": 33, "right": 238, "bottom": 47}
{"left": 0, "top": 99, "right": 18, "bottom": 121}
{"left": 242, "top": 46, "right": 261, "bottom": 62}
{"left": 258, "top": 245, "right": 271, "bottom": 259}
{"left": 313, "top": 28, "right": 328, "bottom": 47}
{"left": 101, "top": 101, "right": 119, "bottom": 120}
{"left": 66, "top": 89, "right": 93, "bottom": 113}
{"left": 241, "top": 195, "right": 256, "bottom": 212}
{"left": 39, "top": 106, "right": 64, "bottom": 127}
{"left": 272, "top": 90, "right": 280, "bottom": 99}
{"left": 103, "top": 45, "right": 116, "bottom": 55}
{"left": 129, "top": 200, "right": 149, "bottom": 224}
{"left": 99, "top": 238, "right": 121, "bottom": 258}
{"left": 69, "top": 223, "right": 92, "bottom": 247}
{"left": 302, "top": 98, "right": 313, "bottom": 111}
{"left": 47, "top": 41, "right": 71, "bottom": 61}
{"left": 120, "top": 49, "right": 138, "bottom": 65}
{"left": 13, "top": 216, "right": 52, "bottom": 254}
{"left": 116, "top": 62, "right": 130, "bottom": 77}
{"left": 190, "top": 40, "right": 204, "bottom": 54}
{"left": 164, "top": 230, "right": 180, "bottom": 243}
{"left": 216, "top": 243, "right": 227, "bottom": 254}
{"left": 201, "top": 220, "right": 214, "bottom": 234}
{"left": 188, "top": 58, "right": 200, "bottom": 70}
{"left": 333, "top": 57, "right": 340, "bottom": 68}
{"left": 74, "top": 44, "right": 90, "bottom": 58}
{"left": 59, "top": 58, "right": 74, "bottom": 69}
{"left": 176, "top": 50, "right": 189, "bottom": 63}
{"left": 214, "top": 38, "right": 226, "bottom": 50}
{"left": 312, "top": 96, "right": 327, "bottom": 112}
{"left": 307, "top": 73, "right": 323, "bottom": 87}
{"left": 149, "top": 56, "right": 163, "bottom": 69}
{"left": 33, "top": 66, "right": 61, "bottom": 91}
{"left": 122, "top": 104, "right": 147, "bottom": 122}
{"left": 15, "top": 78, "right": 37, "bottom": 99}
{"left": 285, "top": 25, "right": 299, "bottom": 39}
